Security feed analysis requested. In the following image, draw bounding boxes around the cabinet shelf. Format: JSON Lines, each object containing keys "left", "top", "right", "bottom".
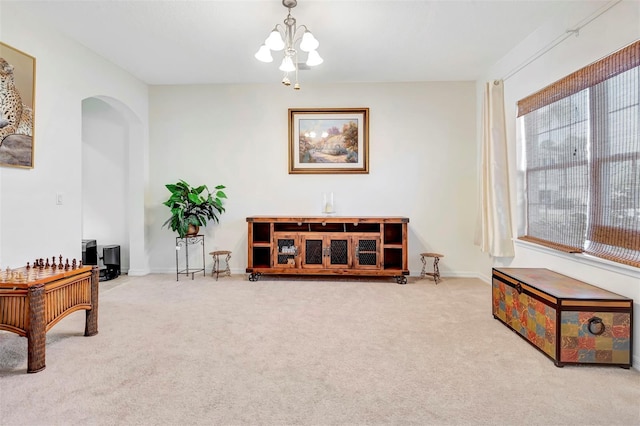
{"left": 383, "top": 223, "right": 404, "bottom": 245}
{"left": 383, "top": 243, "right": 403, "bottom": 249}
{"left": 253, "top": 242, "right": 271, "bottom": 247}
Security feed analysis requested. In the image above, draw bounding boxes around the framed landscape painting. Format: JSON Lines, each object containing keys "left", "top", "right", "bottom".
{"left": 288, "top": 108, "right": 369, "bottom": 174}
{"left": 0, "top": 42, "right": 36, "bottom": 169}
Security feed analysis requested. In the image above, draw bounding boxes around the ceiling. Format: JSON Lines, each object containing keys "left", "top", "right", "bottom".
{"left": 4, "top": 0, "right": 611, "bottom": 85}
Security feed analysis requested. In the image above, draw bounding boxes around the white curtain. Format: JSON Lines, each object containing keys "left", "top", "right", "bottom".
{"left": 475, "top": 80, "right": 515, "bottom": 257}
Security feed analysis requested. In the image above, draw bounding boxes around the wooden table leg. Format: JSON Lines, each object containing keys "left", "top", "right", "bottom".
{"left": 85, "top": 265, "right": 99, "bottom": 337}
{"left": 27, "top": 284, "right": 46, "bottom": 373}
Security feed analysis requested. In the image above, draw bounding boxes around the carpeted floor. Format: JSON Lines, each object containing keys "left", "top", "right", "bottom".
{"left": 0, "top": 274, "right": 638, "bottom": 425}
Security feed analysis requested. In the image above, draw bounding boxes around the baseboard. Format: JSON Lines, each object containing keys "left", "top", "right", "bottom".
{"left": 150, "top": 267, "right": 215, "bottom": 275}
{"left": 433, "top": 271, "right": 490, "bottom": 282}
{"left": 127, "top": 268, "right": 151, "bottom": 276}
{"left": 147, "top": 268, "right": 493, "bottom": 281}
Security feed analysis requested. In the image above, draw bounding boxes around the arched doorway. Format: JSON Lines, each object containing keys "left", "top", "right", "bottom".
{"left": 81, "top": 96, "right": 148, "bottom": 276}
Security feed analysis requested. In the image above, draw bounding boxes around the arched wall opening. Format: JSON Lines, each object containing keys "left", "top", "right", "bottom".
{"left": 81, "top": 95, "right": 148, "bottom": 276}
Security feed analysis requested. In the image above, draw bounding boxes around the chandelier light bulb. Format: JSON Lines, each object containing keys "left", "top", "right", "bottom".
{"left": 282, "top": 75, "right": 291, "bottom": 86}
{"left": 254, "top": 44, "right": 273, "bottom": 63}
{"left": 265, "top": 29, "right": 285, "bottom": 51}
{"left": 279, "top": 56, "right": 296, "bottom": 72}
{"left": 306, "top": 50, "right": 323, "bottom": 67}
{"left": 294, "top": 83, "right": 301, "bottom": 90}
{"left": 299, "top": 31, "right": 319, "bottom": 52}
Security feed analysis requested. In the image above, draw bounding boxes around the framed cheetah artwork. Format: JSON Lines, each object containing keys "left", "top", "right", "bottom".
{"left": 0, "top": 42, "right": 35, "bottom": 169}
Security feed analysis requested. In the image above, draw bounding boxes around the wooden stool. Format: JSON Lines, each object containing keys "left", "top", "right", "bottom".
{"left": 420, "top": 252, "right": 443, "bottom": 283}
{"left": 210, "top": 250, "right": 231, "bottom": 280}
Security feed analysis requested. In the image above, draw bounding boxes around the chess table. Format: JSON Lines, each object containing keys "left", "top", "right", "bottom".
{"left": 0, "top": 261, "right": 99, "bottom": 373}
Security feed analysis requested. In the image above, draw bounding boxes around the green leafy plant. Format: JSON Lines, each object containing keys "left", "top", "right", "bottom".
{"left": 162, "top": 180, "right": 227, "bottom": 238}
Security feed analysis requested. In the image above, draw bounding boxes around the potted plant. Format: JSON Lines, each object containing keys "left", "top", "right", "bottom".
{"left": 162, "top": 180, "right": 227, "bottom": 238}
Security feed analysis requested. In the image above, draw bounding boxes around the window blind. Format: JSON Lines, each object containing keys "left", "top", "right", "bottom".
{"left": 518, "top": 40, "right": 640, "bottom": 268}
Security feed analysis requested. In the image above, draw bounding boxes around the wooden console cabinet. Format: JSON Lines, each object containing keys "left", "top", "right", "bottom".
{"left": 246, "top": 216, "right": 409, "bottom": 283}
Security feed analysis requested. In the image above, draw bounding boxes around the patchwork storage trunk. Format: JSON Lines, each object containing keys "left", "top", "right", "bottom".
{"left": 492, "top": 268, "right": 633, "bottom": 368}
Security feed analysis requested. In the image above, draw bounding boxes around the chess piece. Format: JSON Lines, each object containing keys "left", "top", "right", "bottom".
{"left": 39, "top": 258, "right": 44, "bottom": 269}
{"left": 59, "top": 255, "right": 63, "bottom": 269}
{"left": 65, "top": 259, "right": 70, "bottom": 270}
{"left": 26, "top": 262, "right": 30, "bottom": 269}
{"left": 72, "top": 259, "right": 77, "bottom": 269}
{"left": 51, "top": 256, "right": 57, "bottom": 269}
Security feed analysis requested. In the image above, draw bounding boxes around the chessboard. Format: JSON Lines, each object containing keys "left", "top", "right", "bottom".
{"left": 0, "top": 255, "right": 89, "bottom": 286}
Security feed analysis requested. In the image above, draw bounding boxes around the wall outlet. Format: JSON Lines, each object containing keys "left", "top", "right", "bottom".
{"left": 56, "top": 193, "right": 63, "bottom": 205}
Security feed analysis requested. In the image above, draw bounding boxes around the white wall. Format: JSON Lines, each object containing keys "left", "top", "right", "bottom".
{"left": 0, "top": 3, "right": 149, "bottom": 273}
{"left": 479, "top": 0, "right": 640, "bottom": 366}
{"left": 148, "top": 82, "right": 480, "bottom": 276}
{"left": 1, "top": 2, "right": 483, "bottom": 279}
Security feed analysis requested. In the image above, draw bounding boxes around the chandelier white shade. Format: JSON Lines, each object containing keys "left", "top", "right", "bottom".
{"left": 254, "top": 0, "right": 322, "bottom": 90}
{"left": 254, "top": 44, "right": 273, "bottom": 63}
{"left": 265, "top": 29, "right": 286, "bottom": 51}
{"left": 305, "top": 49, "right": 323, "bottom": 66}
{"left": 279, "top": 56, "right": 296, "bottom": 72}
{"left": 299, "top": 31, "right": 319, "bottom": 52}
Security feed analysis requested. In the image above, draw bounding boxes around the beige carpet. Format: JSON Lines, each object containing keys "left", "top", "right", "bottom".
{"left": 0, "top": 274, "right": 638, "bottom": 425}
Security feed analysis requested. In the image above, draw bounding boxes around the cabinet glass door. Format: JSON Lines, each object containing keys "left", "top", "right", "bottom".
{"left": 327, "top": 238, "right": 349, "bottom": 268}
{"left": 301, "top": 235, "right": 351, "bottom": 269}
{"left": 354, "top": 237, "right": 380, "bottom": 269}
{"left": 273, "top": 234, "right": 299, "bottom": 268}
{"left": 303, "top": 237, "right": 324, "bottom": 269}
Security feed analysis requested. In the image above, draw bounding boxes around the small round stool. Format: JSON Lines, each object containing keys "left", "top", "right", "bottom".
{"left": 420, "top": 252, "right": 443, "bottom": 284}
{"left": 210, "top": 250, "right": 232, "bottom": 280}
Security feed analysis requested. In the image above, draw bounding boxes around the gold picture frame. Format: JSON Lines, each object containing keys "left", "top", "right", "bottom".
{"left": 288, "top": 108, "right": 369, "bottom": 174}
{"left": 0, "top": 42, "right": 36, "bottom": 169}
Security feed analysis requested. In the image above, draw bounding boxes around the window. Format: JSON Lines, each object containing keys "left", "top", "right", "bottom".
{"left": 518, "top": 41, "right": 640, "bottom": 268}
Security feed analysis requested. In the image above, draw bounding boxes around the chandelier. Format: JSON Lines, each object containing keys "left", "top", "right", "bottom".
{"left": 254, "top": 0, "right": 323, "bottom": 90}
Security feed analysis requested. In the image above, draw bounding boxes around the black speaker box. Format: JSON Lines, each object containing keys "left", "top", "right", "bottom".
{"left": 103, "top": 245, "right": 120, "bottom": 267}
{"left": 102, "top": 245, "right": 121, "bottom": 280}
{"left": 82, "top": 239, "right": 97, "bottom": 265}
